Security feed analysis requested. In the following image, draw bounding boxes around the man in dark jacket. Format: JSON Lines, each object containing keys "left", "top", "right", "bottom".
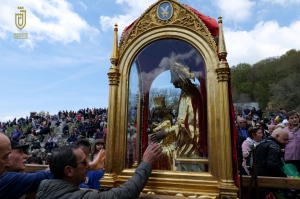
{"left": 63, "top": 123, "right": 69, "bottom": 137}
{"left": 40, "top": 126, "right": 50, "bottom": 135}
{"left": 36, "top": 143, "right": 162, "bottom": 199}
{"left": 256, "top": 128, "right": 289, "bottom": 177}
{"left": 255, "top": 128, "right": 289, "bottom": 197}
{"left": 31, "top": 138, "right": 41, "bottom": 150}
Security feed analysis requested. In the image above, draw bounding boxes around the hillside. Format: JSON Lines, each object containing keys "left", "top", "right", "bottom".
{"left": 231, "top": 49, "right": 300, "bottom": 111}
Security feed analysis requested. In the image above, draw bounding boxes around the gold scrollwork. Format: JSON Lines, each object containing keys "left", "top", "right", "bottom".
{"left": 119, "top": 1, "right": 217, "bottom": 57}
{"left": 216, "top": 68, "right": 230, "bottom": 82}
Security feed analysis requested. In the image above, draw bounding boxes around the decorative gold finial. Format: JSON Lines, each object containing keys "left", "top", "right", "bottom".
{"left": 110, "top": 24, "right": 119, "bottom": 66}
{"left": 108, "top": 23, "right": 120, "bottom": 86}
{"left": 218, "top": 17, "right": 228, "bottom": 61}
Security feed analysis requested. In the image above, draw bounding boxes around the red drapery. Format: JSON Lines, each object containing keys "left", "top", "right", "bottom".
{"left": 185, "top": 5, "right": 219, "bottom": 37}
{"left": 228, "top": 76, "right": 239, "bottom": 187}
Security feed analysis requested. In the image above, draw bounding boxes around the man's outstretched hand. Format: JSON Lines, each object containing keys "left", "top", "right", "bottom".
{"left": 142, "top": 143, "right": 163, "bottom": 165}
{"left": 149, "top": 130, "right": 167, "bottom": 143}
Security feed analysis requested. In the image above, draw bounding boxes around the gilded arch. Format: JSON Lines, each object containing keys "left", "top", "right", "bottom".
{"left": 118, "top": 0, "right": 217, "bottom": 58}
{"left": 103, "top": 0, "right": 238, "bottom": 198}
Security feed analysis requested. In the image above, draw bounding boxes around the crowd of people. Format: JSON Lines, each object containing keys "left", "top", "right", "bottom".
{"left": 0, "top": 107, "right": 163, "bottom": 199}
{"left": 0, "top": 108, "right": 111, "bottom": 163}
{"left": 235, "top": 107, "right": 300, "bottom": 198}
{"left": 1, "top": 105, "right": 299, "bottom": 198}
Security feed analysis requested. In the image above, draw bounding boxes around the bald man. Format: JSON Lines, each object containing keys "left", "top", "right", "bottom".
{"left": 256, "top": 128, "right": 289, "bottom": 177}
{"left": 0, "top": 133, "right": 12, "bottom": 178}
{"left": 267, "top": 124, "right": 275, "bottom": 135}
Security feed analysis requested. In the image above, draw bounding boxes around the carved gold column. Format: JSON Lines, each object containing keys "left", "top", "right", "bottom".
{"left": 101, "top": 24, "right": 120, "bottom": 189}
{"left": 216, "top": 17, "right": 238, "bottom": 198}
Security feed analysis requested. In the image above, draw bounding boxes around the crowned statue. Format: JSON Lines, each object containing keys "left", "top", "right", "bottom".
{"left": 148, "top": 57, "right": 207, "bottom": 172}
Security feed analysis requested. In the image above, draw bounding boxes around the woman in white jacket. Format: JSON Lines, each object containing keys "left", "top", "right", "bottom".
{"left": 45, "top": 132, "right": 57, "bottom": 153}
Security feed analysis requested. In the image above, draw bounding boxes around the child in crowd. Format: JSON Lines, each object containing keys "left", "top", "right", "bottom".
{"left": 91, "top": 139, "right": 105, "bottom": 161}
{"left": 91, "top": 139, "right": 106, "bottom": 170}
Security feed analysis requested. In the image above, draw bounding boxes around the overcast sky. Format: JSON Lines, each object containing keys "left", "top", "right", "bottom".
{"left": 0, "top": 0, "right": 300, "bottom": 122}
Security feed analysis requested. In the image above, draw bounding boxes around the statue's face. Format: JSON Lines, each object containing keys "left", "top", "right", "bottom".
{"left": 170, "top": 71, "right": 184, "bottom": 89}
{"left": 170, "top": 61, "right": 193, "bottom": 89}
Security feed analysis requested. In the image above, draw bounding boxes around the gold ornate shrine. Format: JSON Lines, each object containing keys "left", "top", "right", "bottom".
{"left": 103, "top": 0, "right": 238, "bottom": 198}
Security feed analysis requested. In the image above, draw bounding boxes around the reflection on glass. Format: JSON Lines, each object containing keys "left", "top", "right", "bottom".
{"left": 127, "top": 39, "right": 208, "bottom": 172}
{"left": 126, "top": 122, "right": 136, "bottom": 168}
{"left": 126, "top": 61, "right": 139, "bottom": 168}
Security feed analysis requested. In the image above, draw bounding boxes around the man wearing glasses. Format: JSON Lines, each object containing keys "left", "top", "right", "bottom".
{"left": 237, "top": 118, "right": 248, "bottom": 139}
{"left": 236, "top": 118, "right": 249, "bottom": 147}
{"left": 74, "top": 139, "right": 105, "bottom": 190}
{"left": 36, "top": 144, "right": 163, "bottom": 199}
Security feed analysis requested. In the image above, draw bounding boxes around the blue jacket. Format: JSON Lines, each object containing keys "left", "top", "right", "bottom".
{"left": 237, "top": 126, "right": 248, "bottom": 139}
{"left": 0, "top": 170, "right": 53, "bottom": 199}
{"left": 11, "top": 130, "right": 22, "bottom": 141}
{"left": 67, "top": 135, "right": 78, "bottom": 143}
{"left": 79, "top": 169, "right": 104, "bottom": 190}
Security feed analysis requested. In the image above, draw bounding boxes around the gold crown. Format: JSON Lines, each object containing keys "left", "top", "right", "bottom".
{"left": 18, "top": 6, "right": 24, "bottom": 9}
{"left": 153, "top": 96, "right": 166, "bottom": 107}
{"left": 161, "top": 11, "right": 169, "bottom": 16}
{"left": 170, "top": 61, "right": 195, "bottom": 81}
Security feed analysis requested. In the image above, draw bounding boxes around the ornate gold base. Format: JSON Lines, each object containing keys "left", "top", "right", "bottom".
{"left": 141, "top": 189, "right": 219, "bottom": 199}
{"left": 132, "top": 161, "right": 138, "bottom": 169}
{"left": 99, "top": 173, "right": 117, "bottom": 190}
{"left": 219, "top": 182, "right": 238, "bottom": 199}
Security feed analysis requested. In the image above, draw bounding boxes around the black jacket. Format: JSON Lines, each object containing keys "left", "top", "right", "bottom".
{"left": 256, "top": 137, "right": 287, "bottom": 177}
{"left": 36, "top": 162, "right": 152, "bottom": 199}
{"left": 40, "top": 126, "right": 50, "bottom": 135}
{"left": 62, "top": 126, "right": 69, "bottom": 135}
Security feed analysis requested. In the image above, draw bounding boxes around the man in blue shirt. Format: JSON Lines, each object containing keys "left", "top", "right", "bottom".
{"left": 237, "top": 118, "right": 248, "bottom": 139}
{"left": 94, "top": 129, "right": 103, "bottom": 140}
{"left": 10, "top": 126, "right": 22, "bottom": 142}
{"left": 0, "top": 140, "right": 53, "bottom": 199}
{"left": 242, "top": 106, "right": 251, "bottom": 119}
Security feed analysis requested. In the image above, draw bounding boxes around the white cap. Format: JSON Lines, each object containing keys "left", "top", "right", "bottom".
{"left": 282, "top": 119, "right": 289, "bottom": 125}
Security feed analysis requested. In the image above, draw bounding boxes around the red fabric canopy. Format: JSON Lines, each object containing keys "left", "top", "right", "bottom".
{"left": 186, "top": 5, "right": 219, "bottom": 36}
{"left": 121, "top": 20, "right": 136, "bottom": 38}
{"left": 121, "top": 6, "right": 219, "bottom": 38}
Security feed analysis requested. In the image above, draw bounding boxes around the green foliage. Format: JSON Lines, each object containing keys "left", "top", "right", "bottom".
{"left": 37, "top": 111, "right": 50, "bottom": 117}
{"left": 5, "top": 123, "right": 31, "bottom": 137}
{"left": 270, "top": 73, "right": 300, "bottom": 111}
{"left": 231, "top": 63, "right": 254, "bottom": 100}
{"left": 231, "top": 49, "right": 300, "bottom": 110}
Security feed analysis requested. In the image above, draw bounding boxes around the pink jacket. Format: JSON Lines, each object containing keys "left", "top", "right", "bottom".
{"left": 284, "top": 125, "right": 300, "bottom": 161}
